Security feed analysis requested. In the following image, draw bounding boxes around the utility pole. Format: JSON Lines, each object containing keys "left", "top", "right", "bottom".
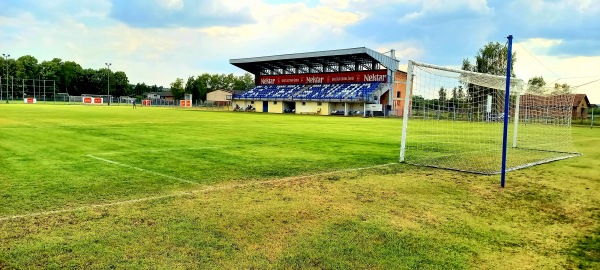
{"left": 40, "top": 67, "right": 45, "bottom": 103}
{"left": 105, "top": 63, "right": 111, "bottom": 105}
{"left": 2, "top": 53, "right": 9, "bottom": 103}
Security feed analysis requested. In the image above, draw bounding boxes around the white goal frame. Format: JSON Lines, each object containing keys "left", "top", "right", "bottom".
{"left": 399, "top": 60, "right": 580, "bottom": 175}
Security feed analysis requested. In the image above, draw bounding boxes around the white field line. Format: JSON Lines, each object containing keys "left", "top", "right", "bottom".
{"left": 85, "top": 155, "right": 197, "bottom": 185}
{"left": 0, "top": 163, "right": 397, "bottom": 222}
{"left": 93, "top": 146, "right": 227, "bottom": 156}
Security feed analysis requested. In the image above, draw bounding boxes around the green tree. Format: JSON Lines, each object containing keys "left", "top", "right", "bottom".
{"left": 439, "top": 87, "right": 447, "bottom": 102}
{"left": 170, "top": 78, "right": 185, "bottom": 100}
{"left": 185, "top": 75, "right": 201, "bottom": 102}
{"left": 233, "top": 73, "right": 255, "bottom": 90}
{"left": 133, "top": 83, "right": 150, "bottom": 96}
{"left": 462, "top": 41, "right": 517, "bottom": 105}
{"left": 113, "top": 71, "right": 130, "bottom": 97}
{"left": 527, "top": 76, "right": 546, "bottom": 94}
{"left": 457, "top": 85, "right": 465, "bottom": 100}
{"left": 60, "top": 61, "right": 82, "bottom": 93}
{"left": 462, "top": 42, "right": 516, "bottom": 76}
{"left": 39, "top": 58, "right": 62, "bottom": 84}
{"left": 552, "top": 83, "right": 571, "bottom": 94}
{"left": 195, "top": 73, "right": 212, "bottom": 101}
{"left": 15, "top": 55, "right": 39, "bottom": 79}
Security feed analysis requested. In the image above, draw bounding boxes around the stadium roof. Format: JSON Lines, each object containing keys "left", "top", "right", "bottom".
{"left": 230, "top": 47, "right": 399, "bottom": 75}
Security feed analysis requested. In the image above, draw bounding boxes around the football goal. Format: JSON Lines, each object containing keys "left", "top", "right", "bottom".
{"left": 398, "top": 60, "right": 580, "bottom": 175}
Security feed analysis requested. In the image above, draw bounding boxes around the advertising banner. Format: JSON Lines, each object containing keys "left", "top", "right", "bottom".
{"left": 180, "top": 100, "right": 191, "bottom": 107}
{"left": 259, "top": 70, "right": 388, "bottom": 85}
{"left": 83, "top": 97, "right": 103, "bottom": 104}
{"left": 23, "top": 98, "right": 36, "bottom": 104}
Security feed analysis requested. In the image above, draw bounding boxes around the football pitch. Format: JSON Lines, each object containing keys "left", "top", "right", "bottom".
{"left": 1, "top": 104, "right": 599, "bottom": 269}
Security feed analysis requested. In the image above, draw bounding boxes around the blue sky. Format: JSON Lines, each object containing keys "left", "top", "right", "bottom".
{"left": 1, "top": 0, "right": 599, "bottom": 102}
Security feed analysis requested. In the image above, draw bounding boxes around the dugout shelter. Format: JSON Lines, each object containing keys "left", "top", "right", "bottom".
{"left": 230, "top": 47, "right": 408, "bottom": 116}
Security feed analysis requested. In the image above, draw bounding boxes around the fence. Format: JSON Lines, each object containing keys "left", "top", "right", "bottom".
{"left": 0, "top": 77, "right": 57, "bottom": 103}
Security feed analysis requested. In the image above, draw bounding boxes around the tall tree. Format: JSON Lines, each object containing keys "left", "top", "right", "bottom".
{"left": 59, "top": 61, "right": 82, "bottom": 93}
{"left": 552, "top": 83, "right": 571, "bottom": 94}
{"left": 39, "top": 58, "right": 62, "bottom": 83}
{"left": 113, "top": 71, "right": 130, "bottom": 97}
{"left": 233, "top": 73, "right": 255, "bottom": 90}
{"left": 195, "top": 73, "right": 212, "bottom": 101}
{"left": 457, "top": 85, "right": 465, "bottom": 100}
{"left": 15, "top": 55, "right": 39, "bottom": 79}
{"left": 462, "top": 42, "right": 516, "bottom": 76}
{"left": 133, "top": 83, "right": 150, "bottom": 96}
{"left": 462, "top": 41, "right": 517, "bottom": 106}
{"left": 527, "top": 76, "right": 546, "bottom": 94}
{"left": 438, "top": 87, "right": 447, "bottom": 102}
{"left": 170, "top": 78, "right": 185, "bottom": 100}
{"left": 185, "top": 75, "right": 201, "bottom": 102}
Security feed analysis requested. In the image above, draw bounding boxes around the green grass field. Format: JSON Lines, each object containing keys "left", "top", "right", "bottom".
{"left": 0, "top": 104, "right": 599, "bottom": 269}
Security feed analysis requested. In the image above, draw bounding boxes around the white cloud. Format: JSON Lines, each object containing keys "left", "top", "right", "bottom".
{"left": 319, "top": 0, "right": 350, "bottom": 9}
{"left": 374, "top": 41, "right": 425, "bottom": 62}
{"left": 395, "top": 0, "right": 492, "bottom": 22}
{"left": 524, "top": 0, "right": 599, "bottom": 14}
{"left": 1, "top": 0, "right": 598, "bottom": 103}
{"left": 514, "top": 38, "right": 600, "bottom": 103}
{"left": 200, "top": 1, "right": 365, "bottom": 54}
{"left": 158, "top": 0, "right": 184, "bottom": 10}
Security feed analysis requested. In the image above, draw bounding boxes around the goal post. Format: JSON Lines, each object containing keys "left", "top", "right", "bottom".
{"left": 399, "top": 60, "right": 580, "bottom": 175}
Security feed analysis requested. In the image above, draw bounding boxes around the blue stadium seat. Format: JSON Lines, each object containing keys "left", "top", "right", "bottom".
{"left": 234, "top": 82, "right": 381, "bottom": 101}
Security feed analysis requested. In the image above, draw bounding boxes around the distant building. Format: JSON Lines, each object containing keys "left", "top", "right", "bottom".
{"left": 207, "top": 90, "right": 243, "bottom": 106}
{"left": 145, "top": 92, "right": 173, "bottom": 101}
{"left": 572, "top": 94, "right": 591, "bottom": 119}
{"left": 519, "top": 93, "right": 591, "bottom": 119}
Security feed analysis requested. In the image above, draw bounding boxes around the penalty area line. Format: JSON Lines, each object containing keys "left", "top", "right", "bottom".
{"left": 85, "top": 154, "right": 197, "bottom": 185}
{"left": 0, "top": 162, "right": 398, "bottom": 222}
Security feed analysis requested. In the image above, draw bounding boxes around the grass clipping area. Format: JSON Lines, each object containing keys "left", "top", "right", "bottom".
{"left": 0, "top": 105, "right": 599, "bottom": 269}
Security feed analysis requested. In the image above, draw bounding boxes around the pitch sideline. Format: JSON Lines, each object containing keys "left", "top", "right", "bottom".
{"left": 0, "top": 163, "right": 397, "bottom": 222}
{"left": 85, "top": 154, "right": 197, "bottom": 185}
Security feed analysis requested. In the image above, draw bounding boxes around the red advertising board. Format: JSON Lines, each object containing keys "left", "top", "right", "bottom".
{"left": 142, "top": 99, "right": 151, "bottom": 106}
{"left": 23, "top": 98, "right": 36, "bottom": 104}
{"left": 83, "top": 97, "right": 103, "bottom": 104}
{"left": 180, "top": 100, "right": 191, "bottom": 107}
{"left": 259, "top": 70, "right": 388, "bottom": 85}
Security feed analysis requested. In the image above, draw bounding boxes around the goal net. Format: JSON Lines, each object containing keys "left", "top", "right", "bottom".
{"left": 399, "top": 61, "right": 580, "bottom": 174}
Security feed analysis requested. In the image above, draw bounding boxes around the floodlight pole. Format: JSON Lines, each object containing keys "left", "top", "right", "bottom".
{"left": 2, "top": 53, "right": 9, "bottom": 103}
{"left": 40, "top": 67, "right": 45, "bottom": 103}
{"left": 500, "top": 35, "right": 513, "bottom": 188}
{"left": 105, "top": 63, "right": 111, "bottom": 105}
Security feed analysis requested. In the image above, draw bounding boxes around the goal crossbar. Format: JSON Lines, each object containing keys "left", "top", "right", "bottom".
{"left": 399, "top": 60, "right": 580, "bottom": 175}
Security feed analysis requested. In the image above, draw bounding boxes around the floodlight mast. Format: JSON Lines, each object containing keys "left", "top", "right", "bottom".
{"left": 105, "top": 63, "right": 111, "bottom": 105}
{"left": 2, "top": 53, "right": 8, "bottom": 103}
{"left": 40, "top": 67, "right": 45, "bottom": 103}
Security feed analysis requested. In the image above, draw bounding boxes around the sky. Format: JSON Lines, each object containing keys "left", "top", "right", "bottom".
{"left": 1, "top": 0, "right": 599, "bottom": 103}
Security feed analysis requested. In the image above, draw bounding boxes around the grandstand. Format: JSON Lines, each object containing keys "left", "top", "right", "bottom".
{"left": 230, "top": 47, "right": 407, "bottom": 116}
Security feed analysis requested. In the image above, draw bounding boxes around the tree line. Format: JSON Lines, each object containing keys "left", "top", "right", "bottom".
{"left": 0, "top": 55, "right": 256, "bottom": 101}
{"left": 0, "top": 55, "right": 135, "bottom": 97}
{"left": 170, "top": 73, "right": 254, "bottom": 101}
